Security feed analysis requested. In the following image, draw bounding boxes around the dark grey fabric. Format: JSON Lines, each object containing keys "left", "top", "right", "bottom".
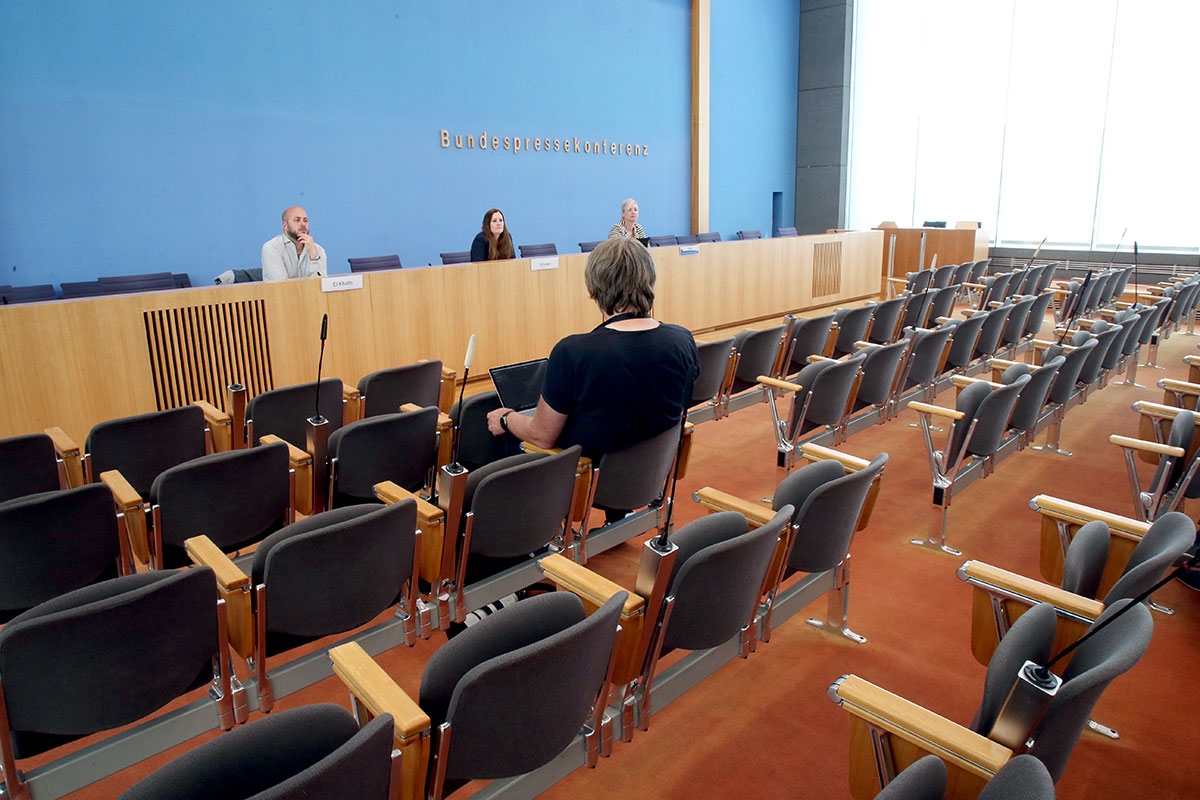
{"left": 790, "top": 352, "right": 866, "bottom": 438}
{"left": 854, "top": 340, "right": 909, "bottom": 409}
{"left": 1006, "top": 356, "right": 1063, "bottom": 433}
{"left": 923, "top": 285, "right": 959, "bottom": 326}
{"left": 116, "top": 705, "right": 394, "bottom": 800}
{"left": 593, "top": 424, "right": 680, "bottom": 511}
{"left": 785, "top": 313, "right": 836, "bottom": 374}
{"left": 1077, "top": 323, "right": 1123, "bottom": 385}
{"left": 899, "top": 325, "right": 953, "bottom": 392}
{"left": 662, "top": 506, "right": 789, "bottom": 652}
{"left": 1045, "top": 338, "right": 1096, "bottom": 404}
{"left": 450, "top": 390, "right": 522, "bottom": 470}
{"left": 730, "top": 325, "right": 787, "bottom": 393}
{"left": 736, "top": 229, "right": 761, "bottom": 240}
{"left": 691, "top": 338, "right": 735, "bottom": 405}
{"left": 327, "top": 408, "right": 439, "bottom": 504}
{"left": 1021, "top": 290, "right": 1055, "bottom": 340}
{"left": 831, "top": 305, "right": 874, "bottom": 358}
{"left": 0, "top": 433, "right": 61, "bottom": 502}
{"left": 357, "top": 360, "right": 444, "bottom": 418}
{"left": 0, "top": 484, "right": 121, "bottom": 616}
{"left": 151, "top": 442, "right": 290, "bottom": 566}
{"left": 246, "top": 378, "right": 344, "bottom": 448}
{"left": 0, "top": 568, "right": 218, "bottom": 758}
{"left": 252, "top": 500, "right": 417, "bottom": 642}
{"left": 963, "top": 375, "right": 1028, "bottom": 458}
{"left": 1145, "top": 409, "right": 1193, "bottom": 501}
{"left": 973, "top": 304, "right": 1013, "bottom": 360}
{"left": 977, "top": 754, "right": 1055, "bottom": 800}
{"left": 1060, "top": 520, "right": 1110, "bottom": 599}
{"left": 942, "top": 311, "right": 987, "bottom": 370}
{"left": 978, "top": 272, "right": 1012, "bottom": 309}
{"left": 518, "top": 243, "right": 557, "bottom": 257}
{"left": 0, "top": 284, "right": 56, "bottom": 303}
{"left": 348, "top": 255, "right": 402, "bottom": 272}
{"left": 900, "top": 288, "right": 935, "bottom": 330}
{"left": 86, "top": 405, "right": 207, "bottom": 495}
{"left": 1102, "top": 511, "right": 1193, "bottom": 605}
{"left": 421, "top": 591, "right": 625, "bottom": 780}
{"left": 905, "top": 269, "right": 933, "bottom": 293}
{"left": 971, "top": 602, "right": 1057, "bottom": 735}
{"left": 874, "top": 754, "right": 945, "bottom": 800}
{"left": 999, "top": 295, "right": 1036, "bottom": 349}
{"left": 930, "top": 263, "right": 957, "bottom": 290}
{"left": 466, "top": 446, "right": 579, "bottom": 559}
{"left": 777, "top": 454, "right": 888, "bottom": 573}
{"left": 946, "top": 381, "right": 991, "bottom": 464}
{"left": 866, "top": 296, "right": 908, "bottom": 344}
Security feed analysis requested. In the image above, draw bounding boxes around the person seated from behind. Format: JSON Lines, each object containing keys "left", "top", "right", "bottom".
{"left": 261, "top": 206, "right": 327, "bottom": 281}
{"left": 486, "top": 237, "right": 699, "bottom": 468}
{"left": 608, "top": 198, "right": 646, "bottom": 241}
{"left": 470, "top": 208, "right": 515, "bottom": 262}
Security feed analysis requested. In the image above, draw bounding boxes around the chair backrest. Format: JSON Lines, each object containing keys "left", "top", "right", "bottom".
{"left": 246, "top": 378, "right": 345, "bottom": 448}
{"left": 1022, "top": 290, "right": 1055, "bottom": 340}
{"left": 648, "top": 235, "right": 677, "bottom": 248}
{"left": 736, "top": 229, "right": 762, "bottom": 240}
{"left": 906, "top": 269, "right": 934, "bottom": 293}
{"left": 357, "top": 360, "right": 444, "bottom": 417}
{"left": 832, "top": 306, "right": 875, "bottom": 358}
{"left": 1102, "top": 511, "right": 1194, "bottom": 605}
{"left": 60, "top": 280, "right": 108, "bottom": 298}
{"left": 1000, "top": 294, "right": 1037, "bottom": 347}
{"left": 420, "top": 591, "right": 624, "bottom": 782}
{"left": 463, "top": 446, "right": 581, "bottom": 559}
{"left": 1029, "top": 599, "right": 1153, "bottom": 780}
{"left": 874, "top": 754, "right": 945, "bottom": 800}
{"left": 518, "top": 243, "right": 557, "bottom": 258}
{"left": 900, "top": 288, "right": 936, "bottom": 330}
{"left": 115, "top": 704, "right": 395, "bottom": 800}
{"left": 784, "top": 313, "right": 835, "bottom": 374}
{"left": 0, "top": 568, "right": 223, "bottom": 759}
{"left": 731, "top": 324, "right": 787, "bottom": 392}
{"left": 675, "top": 234, "right": 699, "bottom": 245}
{"left": 1077, "top": 321, "right": 1122, "bottom": 385}
{"left": 0, "top": 484, "right": 122, "bottom": 619}
{"left": 697, "top": 232, "right": 722, "bottom": 243}
{"left": 776, "top": 453, "right": 888, "bottom": 573}
{"left": 959, "top": 375, "right": 1028, "bottom": 459}
{"left": 1045, "top": 337, "right": 1096, "bottom": 404}
{"left": 85, "top": 405, "right": 208, "bottom": 496}
{"left": 172, "top": 274, "right": 192, "bottom": 289}
{"left": 776, "top": 226, "right": 798, "bottom": 237}
{"left": 593, "top": 424, "right": 681, "bottom": 511}
{"left": 930, "top": 263, "right": 957, "bottom": 289}
{"left": 979, "top": 272, "right": 1012, "bottom": 308}
{"left": 151, "top": 442, "right": 291, "bottom": 563}
{"left": 97, "top": 272, "right": 176, "bottom": 293}
{"left": 948, "top": 261, "right": 973, "bottom": 289}
{"left": 1005, "top": 355, "right": 1064, "bottom": 432}
{"left": 866, "top": 296, "right": 908, "bottom": 344}
{"left": 0, "top": 284, "right": 56, "bottom": 304}
{"left": 662, "top": 507, "right": 791, "bottom": 652}
{"left": 1034, "top": 262, "right": 1058, "bottom": 293}
{"left": 973, "top": 304, "right": 1013, "bottom": 358}
{"left": 691, "top": 337, "right": 736, "bottom": 406}
{"left": 793, "top": 351, "right": 867, "bottom": 435}
{"left": 898, "top": 325, "right": 953, "bottom": 391}
{"left": 252, "top": 501, "right": 418, "bottom": 640}
{"left": 923, "top": 284, "right": 959, "bottom": 325}
{"left": 440, "top": 251, "right": 472, "bottom": 265}
{"left": 327, "top": 408, "right": 439, "bottom": 505}
{"left": 967, "top": 259, "right": 990, "bottom": 284}
{"left": 449, "top": 390, "right": 522, "bottom": 470}
{"left": 942, "top": 312, "right": 988, "bottom": 370}
{"left": 348, "top": 255, "right": 402, "bottom": 272}
{"left": 977, "top": 755, "right": 1056, "bottom": 800}
{"left": 854, "top": 340, "right": 911, "bottom": 408}
{"left": 1144, "top": 409, "right": 1195, "bottom": 508}
{"left": 1059, "top": 519, "right": 1111, "bottom": 599}
{"left": 0, "top": 433, "right": 62, "bottom": 502}
{"left": 578, "top": 240, "right": 602, "bottom": 253}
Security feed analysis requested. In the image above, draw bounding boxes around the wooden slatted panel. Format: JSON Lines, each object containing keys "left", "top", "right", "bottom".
{"left": 813, "top": 241, "right": 842, "bottom": 299}
{"left": 143, "top": 300, "right": 274, "bottom": 411}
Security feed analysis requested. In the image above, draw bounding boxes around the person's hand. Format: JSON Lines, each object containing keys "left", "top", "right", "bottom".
{"left": 296, "top": 232, "right": 318, "bottom": 258}
{"left": 486, "top": 407, "right": 514, "bottom": 436}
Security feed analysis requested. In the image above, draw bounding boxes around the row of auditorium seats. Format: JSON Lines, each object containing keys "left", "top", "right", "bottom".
{"left": 0, "top": 272, "right": 192, "bottom": 304}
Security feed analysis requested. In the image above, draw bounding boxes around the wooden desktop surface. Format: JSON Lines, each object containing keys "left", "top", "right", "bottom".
{"left": 0, "top": 230, "right": 883, "bottom": 441}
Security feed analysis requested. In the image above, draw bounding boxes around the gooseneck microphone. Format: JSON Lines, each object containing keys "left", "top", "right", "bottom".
{"left": 313, "top": 313, "right": 328, "bottom": 421}
{"left": 1055, "top": 269, "right": 1093, "bottom": 346}
{"left": 447, "top": 334, "right": 476, "bottom": 473}
{"left": 1026, "top": 236, "right": 1047, "bottom": 269}
{"left": 1132, "top": 241, "right": 1140, "bottom": 308}
{"left": 1106, "top": 228, "right": 1128, "bottom": 268}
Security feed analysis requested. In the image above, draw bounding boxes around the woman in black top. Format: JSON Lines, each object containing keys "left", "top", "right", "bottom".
{"left": 470, "top": 208, "right": 515, "bottom": 262}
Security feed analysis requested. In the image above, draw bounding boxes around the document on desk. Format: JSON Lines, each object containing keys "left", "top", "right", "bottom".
{"left": 530, "top": 256, "right": 559, "bottom": 272}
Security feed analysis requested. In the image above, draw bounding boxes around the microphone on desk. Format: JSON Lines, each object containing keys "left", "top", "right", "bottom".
{"left": 1055, "top": 269, "right": 1093, "bottom": 346}
{"left": 447, "top": 333, "right": 476, "bottom": 473}
{"left": 312, "top": 314, "right": 328, "bottom": 421}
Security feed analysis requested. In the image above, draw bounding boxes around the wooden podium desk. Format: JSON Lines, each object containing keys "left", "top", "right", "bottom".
{"left": 875, "top": 226, "right": 990, "bottom": 282}
{"left": 0, "top": 230, "right": 883, "bottom": 441}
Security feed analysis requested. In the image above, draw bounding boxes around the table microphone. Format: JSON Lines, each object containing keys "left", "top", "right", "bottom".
{"left": 447, "top": 334, "right": 476, "bottom": 473}
{"left": 312, "top": 314, "right": 328, "bottom": 422}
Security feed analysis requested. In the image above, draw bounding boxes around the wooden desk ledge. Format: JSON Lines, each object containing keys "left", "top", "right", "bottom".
{"left": 907, "top": 401, "right": 964, "bottom": 420}
{"left": 539, "top": 554, "right": 645, "bottom": 616}
{"left": 259, "top": 434, "right": 311, "bottom": 465}
{"left": 1108, "top": 434, "right": 1184, "bottom": 458}
{"left": 830, "top": 674, "right": 1012, "bottom": 779}
{"left": 988, "top": 358, "right": 1020, "bottom": 371}
{"left": 329, "top": 642, "right": 430, "bottom": 742}
{"left": 1132, "top": 400, "right": 1200, "bottom": 422}
{"left": 959, "top": 561, "right": 1104, "bottom": 620}
{"left": 799, "top": 442, "right": 870, "bottom": 472}
{"left": 759, "top": 375, "right": 802, "bottom": 393}
{"left": 692, "top": 487, "right": 774, "bottom": 526}
{"left": 1027, "top": 494, "right": 1150, "bottom": 537}
{"left": 185, "top": 535, "right": 250, "bottom": 590}
{"left": 373, "top": 481, "right": 443, "bottom": 522}
{"left": 1159, "top": 378, "right": 1200, "bottom": 395}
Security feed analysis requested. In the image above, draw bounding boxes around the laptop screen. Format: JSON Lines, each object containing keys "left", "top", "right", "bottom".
{"left": 489, "top": 358, "right": 549, "bottom": 412}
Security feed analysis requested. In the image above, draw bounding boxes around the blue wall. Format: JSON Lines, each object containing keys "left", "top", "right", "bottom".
{"left": 1, "top": 1, "right": 798, "bottom": 290}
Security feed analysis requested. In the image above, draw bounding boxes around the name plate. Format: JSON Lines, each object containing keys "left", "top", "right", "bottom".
{"left": 530, "top": 256, "right": 559, "bottom": 272}
{"left": 321, "top": 274, "right": 364, "bottom": 293}
{"left": 679, "top": 245, "right": 700, "bottom": 256}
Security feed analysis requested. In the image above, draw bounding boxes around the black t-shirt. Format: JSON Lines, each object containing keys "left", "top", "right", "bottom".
{"left": 541, "top": 320, "right": 699, "bottom": 460}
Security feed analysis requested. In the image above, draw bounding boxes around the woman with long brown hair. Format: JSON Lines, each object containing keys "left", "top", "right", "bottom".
{"left": 470, "top": 208, "right": 514, "bottom": 261}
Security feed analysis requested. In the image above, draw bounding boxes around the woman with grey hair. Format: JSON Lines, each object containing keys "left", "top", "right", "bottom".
{"left": 607, "top": 198, "right": 647, "bottom": 241}
{"left": 486, "top": 237, "right": 698, "bottom": 468}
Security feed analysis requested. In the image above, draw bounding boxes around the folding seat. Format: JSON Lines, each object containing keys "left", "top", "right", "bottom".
{"left": 829, "top": 600, "right": 1152, "bottom": 798}
{"left": 688, "top": 336, "right": 737, "bottom": 421}
{"left": 116, "top": 704, "right": 396, "bottom": 800}
{"left": 0, "top": 568, "right": 237, "bottom": 800}
{"left": 949, "top": 260, "right": 974, "bottom": 294}
{"left": 1108, "top": 407, "right": 1200, "bottom": 523}
{"left": 353, "top": 359, "right": 452, "bottom": 419}
{"left": 974, "top": 271, "right": 1012, "bottom": 310}
{"left": 993, "top": 293, "right": 1036, "bottom": 359}
{"left": 186, "top": 499, "right": 421, "bottom": 717}
{"left": 330, "top": 590, "right": 625, "bottom": 800}
{"left": 937, "top": 310, "right": 988, "bottom": 377}
{"left": 727, "top": 323, "right": 789, "bottom": 410}
{"left": 1004, "top": 268, "right": 1031, "bottom": 301}
{"left": 908, "top": 374, "right": 1029, "bottom": 554}
{"left": 326, "top": 408, "right": 441, "bottom": 508}
{"left": 1034, "top": 262, "right": 1059, "bottom": 294}
{"left": 929, "top": 263, "right": 957, "bottom": 289}
{"left": 1072, "top": 320, "right": 1124, "bottom": 399}
{"left": 1027, "top": 336, "right": 1097, "bottom": 456}
{"left": 905, "top": 268, "right": 934, "bottom": 293}
{"left": 969, "top": 303, "right": 1014, "bottom": 363}
{"left": 980, "top": 355, "right": 1065, "bottom": 450}
{"left": 846, "top": 339, "right": 912, "bottom": 429}
{"left": 830, "top": 305, "right": 876, "bottom": 359}
{"left": 876, "top": 754, "right": 1055, "bottom": 800}
{"left": 761, "top": 351, "right": 866, "bottom": 465}
{"left": 1012, "top": 288, "right": 1056, "bottom": 354}
{"left": 541, "top": 507, "right": 791, "bottom": 738}
{"left": 695, "top": 449, "right": 888, "bottom": 643}
{"left": 892, "top": 325, "right": 953, "bottom": 413}
{"left": 922, "top": 284, "right": 960, "bottom": 329}
{"left": 865, "top": 294, "right": 909, "bottom": 345}
{"left": 899, "top": 287, "right": 937, "bottom": 330}
{"left": 1116, "top": 299, "right": 1169, "bottom": 386}
{"left": 781, "top": 312, "right": 835, "bottom": 378}
{"left": 0, "top": 431, "right": 69, "bottom": 502}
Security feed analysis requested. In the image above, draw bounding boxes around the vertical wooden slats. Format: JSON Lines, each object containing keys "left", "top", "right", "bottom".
{"left": 813, "top": 241, "right": 843, "bottom": 299}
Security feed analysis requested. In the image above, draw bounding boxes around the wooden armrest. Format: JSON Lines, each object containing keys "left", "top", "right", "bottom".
{"left": 185, "top": 535, "right": 249, "bottom": 589}
{"left": 759, "top": 375, "right": 802, "bottom": 392}
{"left": 375, "top": 481, "right": 444, "bottom": 586}
{"left": 1183, "top": 355, "right": 1200, "bottom": 366}
{"left": 342, "top": 382, "right": 359, "bottom": 402}
{"left": 1132, "top": 399, "right": 1198, "bottom": 422}
{"left": 934, "top": 316, "right": 952, "bottom": 325}
{"left": 1108, "top": 434, "right": 1184, "bottom": 457}
{"left": 374, "top": 481, "right": 442, "bottom": 522}
{"left": 186, "top": 534, "right": 253, "bottom": 658}
{"left": 259, "top": 434, "right": 311, "bottom": 465}
{"left": 962, "top": 282, "right": 986, "bottom": 290}
{"left": 960, "top": 308, "right": 982, "bottom": 318}
{"left": 1028, "top": 494, "right": 1150, "bottom": 538}
{"left": 960, "top": 561, "right": 1104, "bottom": 620}
{"left": 100, "top": 469, "right": 149, "bottom": 566}
{"left": 886, "top": 277, "right": 910, "bottom": 286}
{"left": 951, "top": 375, "right": 1000, "bottom": 390}
{"left": 539, "top": 554, "right": 643, "bottom": 614}
{"left": 807, "top": 355, "right": 837, "bottom": 363}
{"left": 692, "top": 487, "right": 774, "bottom": 526}
{"left": 907, "top": 401, "right": 965, "bottom": 420}
{"left": 192, "top": 399, "right": 229, "bottom": 426}
{"left": 192, "top": 400, "right": 232, "bottom": 451}
{"left": 831, "top": 674, "right": 1012, "bottom": 780}
{"left": 45, "top": 425, "right": 83, "bottom": 487}
{"left": 521, "top": 443, "right": 562, "bottom": 455}
{"left": 330, "top": 641, "right": 430, "bottom": 800}
{"left": 854, "top": 340, "right": 872, "bottom": 350}
{"left": 100, "top": 468, "right": 142, "bottom": 510}
{"left": 1159, "top": 378, "right": 1200, "bottom": 396}
{"left": 1073, "top": 318, "right": 1097, "bottom": 329}
{"left": 988, "top": 358, "right": 1019, "bottom": 371}
{"left": 676, "top": 421, "right": 694, "bottom": 480}
{"left": 799, "top": 442, "right": 869, "bottom": 472}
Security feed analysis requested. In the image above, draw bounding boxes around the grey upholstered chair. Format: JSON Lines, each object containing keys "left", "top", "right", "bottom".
{"left": 767, "top": 352, "right": 866, "bottom": 466}
{"left": 648, "top": 234, "right": 677, "bottom": 247}
{"left": 578, "top": 240, "right": 603, "bottom": 252}
{"left": 729, "top": 324, "right": 788, "bottom": 395}
{"left": 923, "top": 284, "right": 960, "bottom": 328}
{"left": 782, "top": 312, "right": 835, "bottom": 377}
{"left": 1111, "top": 408, "right": 1200, "bottom": 522}
{"left": 115, "top": 704, "right": 396, "bottom": 800}
{"left": 0, "top": 284, "right": 56, "bottom": 304}
{"left": 930, "top": 263, "right": 957, "bottom": 289}
{"left": 0, "top": 568, "right": 236, "bottom": 800}
{"left": 831, "top": 305, "right": 875, "bottom": 359}
{"left": 449, "top": 389, "right": 522, "bottom": 470}
{"left": 356, "top": 359, "right": 446, "bottom": 418}
{"left": 690, "top": 337, "right": 736, "bottom": 414}
{"left": 939, "top": 309, "right": 988, "bottom": 375}
{"left": 1029, "top": 335, "right": 1096, "bottom": 455}
{"left": 0, "top": 484, "right": 127, "bottom": 622}
{"left": 865, "top": 295, "right": 909, "bottom": 345}
{"left": 697, "top": 231, "right": 722, "bottom": 243}
{"left": 736, "top": 229, "right": 762, "bottom": 240}
{"left": 0, "top": 433, "right": 66, "bottom": 502}
{"left": 440, "top": 250, "right": 471, "bottom": 265}
{"left": 899, "top": 288, "right": 936, "bottom": 331}
{"left": 995, "top": 355, "right": 1065, "bottom": 450}
{"left": 348, "top": 254, "right": 402, "bottom": 272}
{"left": 904, "top": 268, "right": 934, "bottom": 293}
{"left": 875, "top": 754, "right": 1055, "bottom": 800}
{"left": 850, "top": 340, "right": 911, "bottom": 420}
{"left": 971, "top": 303, "right": 1014, "bottom": 362}
{"left": 96, "top": 272, "right": 177, "bottom": 293}
{"left": 326, "top": 408, "right": 440, "bottom": 507}
{"left": 518, "top": 242, "right": 558, "bottom": 257}
{"left": 893, "top": 325, "right": 953, "bottom": 412}
{"left": 243, "top": 378, "right": 345, "bottom": 448}
{"left": 776, "top": 226, "right": 798, "bottom": 237}
{"left": 83, "top": 405, "right": 210, "bottom": 495}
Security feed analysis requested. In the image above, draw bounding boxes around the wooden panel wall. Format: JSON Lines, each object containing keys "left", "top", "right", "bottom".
{"left": 0, "top": 231, "right": 883, "bottom": 441}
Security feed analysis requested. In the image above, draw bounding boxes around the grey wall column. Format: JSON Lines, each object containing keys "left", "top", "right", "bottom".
{"left": 795, "top": 0, "right": 853, "bottom": 234}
